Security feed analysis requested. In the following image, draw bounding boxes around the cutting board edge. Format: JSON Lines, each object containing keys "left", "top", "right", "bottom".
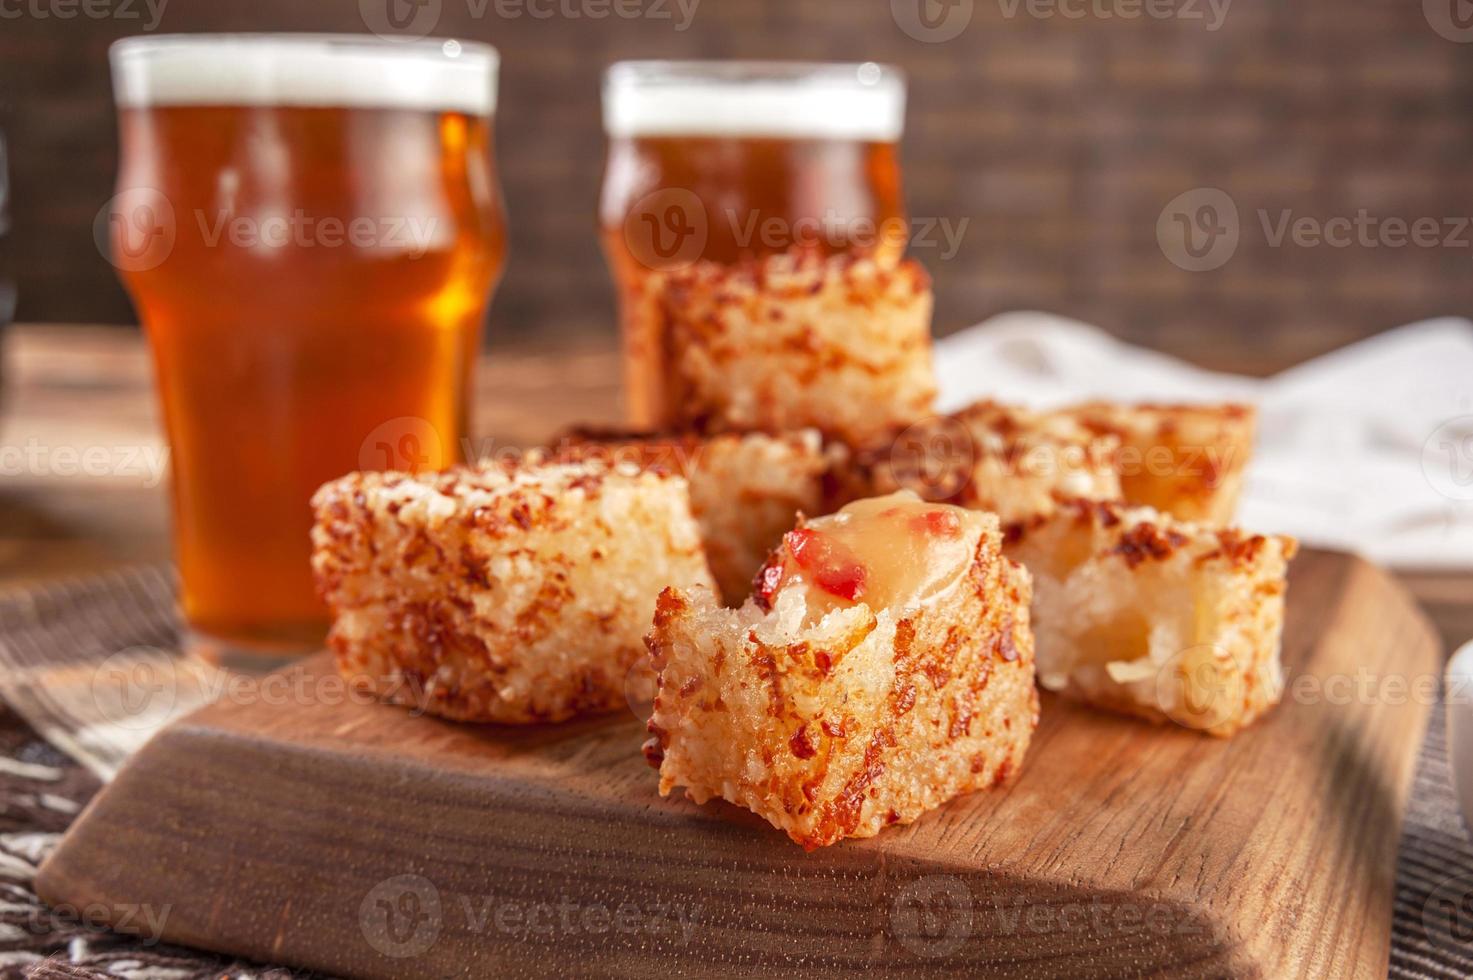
{"left": 32, "top": 548, "right": 1438, "bottom": 980}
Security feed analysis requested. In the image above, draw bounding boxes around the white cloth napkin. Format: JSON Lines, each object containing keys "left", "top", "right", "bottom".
{"left": 934, "top": 313, "right": 1473, "bottom": 570}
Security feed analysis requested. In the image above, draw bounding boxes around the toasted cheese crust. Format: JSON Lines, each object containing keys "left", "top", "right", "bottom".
{"left": 645, "top": 505, "right": 1038, "bottom": 849}
{"left": 650, "top": 251, "right": 938, "bottom": 446}
{"left": 1004, "top": 499, "right": 1296, "bottom": 737}
{"left": 853, "top": 399, "right": 1255, "bottom": 527}
{"left": 311, "top": 459, "right": 717, "bottom": 724}
{"left": 1064, "top": 402, "right": 1256, "bottom": 525}
{"left": 860, "top": 400, "right": 1123, "bottom": 523}
{"left": 546, "top": 428, "right": 837, "bottom": 605}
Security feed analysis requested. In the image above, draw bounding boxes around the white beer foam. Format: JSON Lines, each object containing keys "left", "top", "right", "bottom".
{"left": 111, "top": 35, "right": 498, "bottom": 116}
{"left": 604, "top": 61, "right": 905, "bottom": 141}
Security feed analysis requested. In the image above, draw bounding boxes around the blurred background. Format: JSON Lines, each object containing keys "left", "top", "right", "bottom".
{"left": 1, "top": 0, "right": 1471, "bottom": 368}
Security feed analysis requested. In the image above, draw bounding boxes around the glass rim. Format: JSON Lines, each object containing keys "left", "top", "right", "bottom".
{"left": 109, "top": 33, "right": 498, "bottom": 116}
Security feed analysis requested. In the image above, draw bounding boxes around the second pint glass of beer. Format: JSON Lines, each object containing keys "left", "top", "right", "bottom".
{"left": 599, "top": 61, "right": 907, "bottom": 427}
{"left": 108, "top": 35, "right": 506, "bottom": 664}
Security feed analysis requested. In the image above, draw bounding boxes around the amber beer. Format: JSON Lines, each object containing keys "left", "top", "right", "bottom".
{"left": 109, "top": 36, "right": 506, "bottom": 663}
{"left": 599, "top": 61, "right": 908, "bottom": 427}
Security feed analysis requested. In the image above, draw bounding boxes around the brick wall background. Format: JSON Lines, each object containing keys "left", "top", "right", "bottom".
{"left": 2, "top": 0, "right": 1471, "bottom": 366}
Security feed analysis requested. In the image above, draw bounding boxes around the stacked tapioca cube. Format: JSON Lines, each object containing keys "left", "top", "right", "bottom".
{"left": 309, "top": 248, "right": 1295, "bottom": 848}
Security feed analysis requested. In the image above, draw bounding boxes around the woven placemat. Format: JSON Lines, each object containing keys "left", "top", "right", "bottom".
{"left": 0, "top": 566, "right": 1468, "bottom": 979}
{"left": 0, "top": 567, "right": 320, "bottom": 979}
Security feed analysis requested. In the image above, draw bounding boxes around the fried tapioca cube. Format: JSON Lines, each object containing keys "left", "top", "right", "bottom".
{"left": 652, "top": 251, "right": 938, "bottom": 446}
{"left": 644, "top": 492, "right": 1038, "bottom": 849}
{"left": 544, "top": 428, "right": 838, "bottom": 606}
{"left": 311, "top": 458, "right": 716, "bottom": 724}
{"left": 863, "top": 400, "right": 1122, "bottom": 523}
{"left": 1064, "top": 402, "right": 1256, "bottom": 525}
{"left": 1004, "top": 499, "right": 1296, "bottom": 737}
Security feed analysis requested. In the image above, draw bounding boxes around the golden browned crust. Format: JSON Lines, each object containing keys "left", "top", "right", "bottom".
{"left": 1004, "top": 498, "right": 1297, "bottom": 737}
{"left": 650, "top": 251, "right": 938, "bottom": 446}
{"left": 545, "top": 428, "right": 838, "bottom": 606}
{"left": 1062, "top": 402, "right": 1257, "bottom": 525}
{"left": 854, "top": 400, "right": 1122, "bottom": 523}
{"left": 645, "top": 510, "right": 1038, "bottom": 849}
{"left": 311, "top": 458, "right": 716, "bottom": 724}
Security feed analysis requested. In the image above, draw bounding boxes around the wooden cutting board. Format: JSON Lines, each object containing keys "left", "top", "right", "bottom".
{"left": 36, "top": 549, "right": 1440, "bottom": 979}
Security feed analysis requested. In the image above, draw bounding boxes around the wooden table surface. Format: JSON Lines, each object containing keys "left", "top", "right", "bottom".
{"left": 2, "top": 322, "right": 1469, "bottom": 655}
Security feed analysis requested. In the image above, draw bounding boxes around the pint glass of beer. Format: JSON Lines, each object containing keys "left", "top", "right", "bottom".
{"left": 599, "top": 61, "right": 906, "bottom": 427}
{"left": 108, "top": 35, "right": 506, "bottom": 664}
